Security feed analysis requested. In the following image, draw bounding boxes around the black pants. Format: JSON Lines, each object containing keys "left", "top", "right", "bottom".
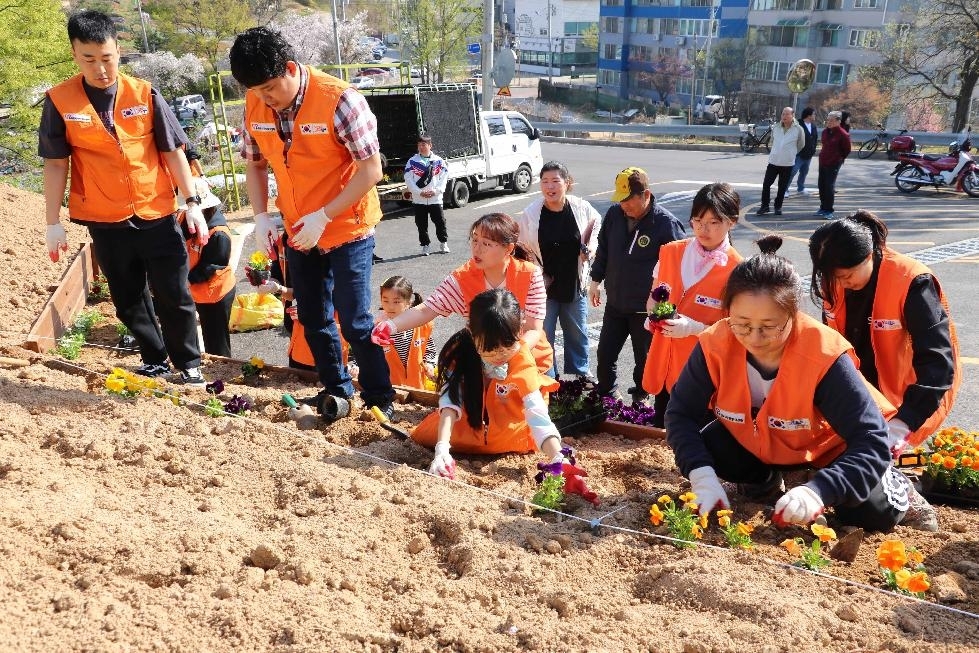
{"left": 818, "top": 164, "right": 842, "bottom": 212}
{"left": 760, "top": 163, "right": 792, "bottom": 210}
{"left": 195, "top": 288, "right": 236, "bottom": 357}
{"left": 596, "top": 303, "right": 651, "bottom": 398}
{"left": 699, "top": 420, "right": 907, "bottom": 531}
{"left": 414, "top": 204, "right": 447, "bottom": 246}
{"left": 89, "top": 217, "right": 201, "bottom": 370}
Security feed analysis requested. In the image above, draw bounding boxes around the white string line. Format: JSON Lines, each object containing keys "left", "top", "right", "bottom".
{"left": 4, "top": 332, "right": 979, "bottom": 621}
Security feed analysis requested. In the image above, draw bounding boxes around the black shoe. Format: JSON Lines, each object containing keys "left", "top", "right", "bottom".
{"left": 774, "top": 209, "right": 783, "bottom": 216}
{"left": 135, "top": 362, "right": 171, "bottom": 378}
{"left": 118, "top": 334, "right": 139, "bottom": 352}
{"left": 172, "top": 366, "right": 207, "bottom": 389}
{"left": 755, "top": 206, "right": 770, "bottom": 216}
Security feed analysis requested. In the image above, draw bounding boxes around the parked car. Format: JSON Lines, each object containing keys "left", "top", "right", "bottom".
{"left": 359, "top": 68, "right": 390, "bottom": 77}
{"left": 173, "top": 94, "right": 206, "bottom": 120}
{"left": 351, "top": 76, "right": 377, "bottom": 89}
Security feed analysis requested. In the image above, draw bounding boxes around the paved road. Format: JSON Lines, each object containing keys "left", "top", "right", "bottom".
{"left": 230, "top": 143, "right": 979, "bottom": 429}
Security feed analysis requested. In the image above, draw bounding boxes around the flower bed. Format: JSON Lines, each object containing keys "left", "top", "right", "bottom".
{"left": 916, "top": 426, "right": 979, "bottom": 506}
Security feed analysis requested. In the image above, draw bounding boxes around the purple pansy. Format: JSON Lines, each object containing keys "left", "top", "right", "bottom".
{"left": 650, "top": 283, "right": 671, "bottom": 303}
{"left": 224, "top": 395, "right": 251, "bottom": 415}
{"left": 534, "top": 460, "right": 564, "bottom": 484}
{"left": 206, "top": 379, "right": 224, "bottom": 395}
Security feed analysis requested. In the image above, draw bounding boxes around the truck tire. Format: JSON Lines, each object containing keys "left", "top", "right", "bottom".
{"left": 511, "top": 164, "right": 533, "bottom": 193}
{"left": 448, "top": 180, "right": 470, "bottom": 208}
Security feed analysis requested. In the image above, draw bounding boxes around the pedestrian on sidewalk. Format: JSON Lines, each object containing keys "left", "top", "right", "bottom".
{"left": 404, "top": 133, "right": 449, "bottom": 256}
{"left": 815, "top": 111, "right": 851, "bottom": 219}
{"left": 788, "top": 106, "right": 818, "bottom": 194}
{"left": 755, "top": 107, "right": 804, "bottom": 216}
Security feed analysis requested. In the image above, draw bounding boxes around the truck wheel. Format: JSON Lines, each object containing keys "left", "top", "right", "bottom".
{"left": 511, "top": 164, "right": 533, "bottom": 193}
{"left": 449, "top": 180, "right": 470, "bottom": 208}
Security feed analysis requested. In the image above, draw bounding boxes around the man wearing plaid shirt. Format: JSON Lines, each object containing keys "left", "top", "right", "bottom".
{"left": 230, "top": 27, "right": 395, "bottom": 421}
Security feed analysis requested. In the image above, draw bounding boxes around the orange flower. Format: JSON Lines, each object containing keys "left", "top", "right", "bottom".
{"left": 942, "top": 456, "right": 957, "bottom": 470}
{"left": 691, "top": 524, "right": 703, "bottom": 539}
{"left": 933, "top": 436, "right": 946, "bottom": 448}
{"left": 699, "top": 513, "right": 709, "bottom": 529}
{"left": 649, "top": 504, "right": 664, "bottom": 526}
{"left": 718, "top": 514, "right": 731, "bottom": 528}
{"left": 811, "top": 523, "right": 837, "bottom": 542}
{"left": 736, "top": 522, "right": 754, "bottom": 536}
{"left": 716, "top": 509, "right": 733, "bottom": 518}
{"left": 877, "top": 540, "right": 908, "bottom": 572}
{"left": 907, "top": 548, "right": 924, "bottom": 567}
{"left": 962, "top": 456, "right": 973, "bottom": 468}
{"left": 971, "top": 459, "right": 979, "bottom": 471}
{"left": 930, "top": 453, "right": 944, "bottom": 465}
{"left": 781, "top": 538, "right": 802, "bottom": 557}
{"left": 906, "top": 571, "right": 931, "bottom": 594}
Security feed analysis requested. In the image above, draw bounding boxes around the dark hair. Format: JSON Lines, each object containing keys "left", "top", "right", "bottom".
{"left": 690, "top": 182, "right": 740, "bottom": 223}
{"left": 229, "top": 27, "right": 297, "bottom": 88}
{"left": 808, "top": 209, "right": 888, "bottom": 308}
{"left": 540, "top": 160, "right": 573, "bottom": 188}
{"left": 436, "top": 289, "right": 522, "bottom": 429}
{"left": 468, "top": 212, "right": 535, "bottom": 262}
{"left": 723, "top": 234, "right": 801, "bottom": 316}
{"left": 417, "top": 133, "right": 432, "bottom": 144}
{"left": 380, "top": 275, "right": 423, "bottom": 307}
{"left": 68, "top": 10, "right": 117, "bottom": 44}
{"left": 840, "top": 110, "right": 852, "bottom": 131}
{"left": 801, "top": 106, "right": 815, "bottom": 120}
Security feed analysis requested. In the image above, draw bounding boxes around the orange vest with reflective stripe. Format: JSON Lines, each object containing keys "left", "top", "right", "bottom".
{"left": 185, "top": 224, "right": 236, "bottom": 304}
{"left": 823, "top": 249, "right": 960, "bottom": 445}
{"left": 383, "top": 322, "right": 433, "bottom": 389}
{"left": 451, "top": 258, "right": 554, "bottom": 373}
{"left": 701, "top": 313, "right": 896, "bottom": 467}
{"left": 642, "top": 239, "right": 743, "bottom": 395}
{"left": 243, "top": 67, "right": 382, "bottom": 250}
{"left": 47, "top": 74, "right": 176, "bottom": 222}
{"left": 410, "top": 344, "right": 560, "bottom": 454}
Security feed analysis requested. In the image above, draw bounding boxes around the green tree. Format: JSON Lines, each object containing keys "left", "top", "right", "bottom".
{"left": 398, "top": 0, "right": 482, "bottom": 83}
{"left": 0, "top": 0, "right": 74, "bottom": 169}
{"left": 879, "top": 0, "right": 979, "bottom": 132}
{"left": 580, "top": 24, "right": 598, "bottom": 52}
{"left": 143, "top": 0, "right": 256, "bottom": 71}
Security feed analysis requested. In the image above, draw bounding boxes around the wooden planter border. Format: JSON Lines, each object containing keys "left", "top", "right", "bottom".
{"left": 599, "top": 419, "right": 666, "bottom": 441}
{"left": 25, "top": 243, "right": 98, "bottom": 353}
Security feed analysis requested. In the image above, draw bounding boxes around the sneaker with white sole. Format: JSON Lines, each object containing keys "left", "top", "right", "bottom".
{"left": 439, "top": 242, "right": 450, "bottom": 254}
{"left": 172, "top": 367, "right": 207, "bottom": 389}
{"left": 901, "top": 483, "right": 939, "bottom": 532}
{"left": 421, "top": 245, "right": 431, "bottom": 256}
{"left": 135, "top": 362, "right": 171, "bottom": 378}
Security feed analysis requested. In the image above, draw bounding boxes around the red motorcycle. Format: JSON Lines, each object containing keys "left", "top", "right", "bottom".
{"left": 891, "top": 130, "right": 979, "bottom": 197}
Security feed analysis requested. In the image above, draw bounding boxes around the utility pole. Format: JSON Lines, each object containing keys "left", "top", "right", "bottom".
{"left": 481, "top": 0, "right": 494, "bottom": 110}
{"left": 134, "top": 0, "right": 150, "bottom": 53}
{"left": 331, "top": 0, "right": 343, "bottom": 72}
{"left": 546, "top": 0, "right": 553, "bottom": 84}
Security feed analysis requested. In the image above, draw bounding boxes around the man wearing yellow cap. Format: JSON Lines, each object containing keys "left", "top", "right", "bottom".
{"left": 588, "top": 167, "right": 686, "bottom": 405}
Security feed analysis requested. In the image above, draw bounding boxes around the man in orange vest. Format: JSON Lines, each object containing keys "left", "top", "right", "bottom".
{"left": 229, "top": 27, "right": 395, "bottom": 421}
{"left": 40, "top": 10, "right": 208, "bottom": 388}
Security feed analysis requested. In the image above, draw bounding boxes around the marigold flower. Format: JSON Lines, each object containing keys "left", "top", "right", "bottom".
{"left": 962, "top": 456, "right": 973, "bottom": 468}
{"left": 876, "top": 540, "right": 908, "bottom": 572}
{"left": 906, "top": 572, "right": 931, "bottom": 594}
{"left": 679, "top": 491, "right": 697, "bottom": 504}
{"left": 907, "top": 548, "right": 924, "bottom": 567}
{"left": 811, "top": 524, "right": 836, "bottom": 542}
{"left": 658, "top": 494, "right": 672, "bottom": 505}
{"left": 933, "top": 436, "right": 946, "bottom": 448}
{"left": 649, "top": 504, "right": 664, "bottom": 526}
{"left": 930, "top": 453, "right": 944, "bottom": 464}
{"left": 942, "top": 456, "right": 957, "bottom": 470}
{"left": 894, "top": 568, "right": 912, "bottom": 590}
{"left": 718, "top": 514, "right": 731, "bottom": 528}
{"left": 972, "top": 459, "right": 979, "bottom": 471}
{"left": 736, "top": 522, "right": 754, "bottom": 536}
{"left": 781, "top": 538, "right": 802, "bottom": 557}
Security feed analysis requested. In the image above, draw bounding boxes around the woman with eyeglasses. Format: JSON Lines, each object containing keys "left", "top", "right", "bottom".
{"left": 665, "top": 234, "right": 938, "bottom": 532}
{"left": 371, "top": 212, "right": 554, "bottom": 373}
{"left": 809, "top": 210, "right": 960, "bottom": 457}
{"left": 640, "top": 182, "right": 744, "bottom": 428}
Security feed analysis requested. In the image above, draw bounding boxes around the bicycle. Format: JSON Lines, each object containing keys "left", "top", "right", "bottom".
{"left": 857, "top": 124, "right": 912, "bottom": 160}
{"left": 738, "top": 118, "right": 774, "bottom": 153}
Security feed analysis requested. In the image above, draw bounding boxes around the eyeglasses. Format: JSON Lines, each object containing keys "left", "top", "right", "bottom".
{"left": 468, "top": 236, "right": 504, "bottom": 250}
{"left": 689, "top": 218, "right": 725, "bottom": 230}
{"left": 729, "top": 318, "right": 792, "bottom": 339}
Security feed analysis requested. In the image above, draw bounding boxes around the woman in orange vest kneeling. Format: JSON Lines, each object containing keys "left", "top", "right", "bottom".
{"left": 372, "top": 213, "right": 554, "bottom": 375}
{"left": 809, "top": 210, "right": 960, "bottom": 456}
{"left": 377, "top": 275, "right": 435, "bottom": 390}
{"left": 641, "top": 182, "right": 744, "bottom": 427}
{"left": 411, "top": 289, "right": 597, "bottom": 503}
{"left": 666, "top": 235, "right": 937, "bottom": 532}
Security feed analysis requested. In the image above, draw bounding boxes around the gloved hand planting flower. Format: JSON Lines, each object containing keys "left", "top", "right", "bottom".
{"left": 773, "top": 485, "right": 824, "bottom": 527}
{"left": 533, "top": 447, "right": 600, "bottom": 507}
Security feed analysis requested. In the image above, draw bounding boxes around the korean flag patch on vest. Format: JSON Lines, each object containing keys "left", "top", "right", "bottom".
{"left": 120, "top": 105, "right": 149, "bottom": 119}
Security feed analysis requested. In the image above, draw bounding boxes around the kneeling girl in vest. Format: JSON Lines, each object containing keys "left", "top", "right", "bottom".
{"left": 665, "top": 234, "right": 936, "bottom": 532}
{"left": 377, "top": 275, "right": 435, "bottom": 390}
{"left": 179, "top": 180, "right": 236, "bottom": 357}
{"left": 412, "top": 289, "right": 595, "bottom": 499}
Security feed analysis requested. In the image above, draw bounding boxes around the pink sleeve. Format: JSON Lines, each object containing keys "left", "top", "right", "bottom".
{"left": 424, "top": 275, "right": 468, "bottom": 317}
{"left": 524, "top": 268, "right": 547, "bottom": 320}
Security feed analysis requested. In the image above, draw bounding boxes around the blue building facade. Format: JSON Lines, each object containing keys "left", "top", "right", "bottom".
{"left": 597, "top": 0, "right": 749, "bottom": 104}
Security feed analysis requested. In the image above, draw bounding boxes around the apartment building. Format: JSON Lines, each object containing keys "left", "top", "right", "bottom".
{"left": 511, "top": 0, "right": 601, "bottom": 77}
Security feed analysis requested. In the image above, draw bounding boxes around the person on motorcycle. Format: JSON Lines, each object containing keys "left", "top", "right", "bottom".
{"left": 808, "top": 210, "right": 960, "bottom": 469}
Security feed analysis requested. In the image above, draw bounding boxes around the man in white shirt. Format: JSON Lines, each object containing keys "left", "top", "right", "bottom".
{"left": 756, "top": 107, "right": 805, "bottom": 216}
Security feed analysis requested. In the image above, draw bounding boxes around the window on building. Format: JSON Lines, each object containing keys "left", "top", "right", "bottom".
{"left": 684, "top": 0, "right": 713, "bottom": 6}
{"left": 602, "top": 0, "right": 623, "bottom": 5}
{"left": 849, "top": 29, "right": 880, "bottom": 48}
{"left": 746, "top": 60, "right": 792, "bottom": 82}
{"left": 853, "top": 0, "right": 878, "bottom": 7}
{"left": 602, "top": 43, "right": 622, "bottom": 60}
{"left": 818, "top": 25, "right": 840, "bottom": 47}
{"left": 603, "top": 17, "right": 621, "bottom": 34}
{"left": 814, "top": 0, "right": 842, "bottom": 8}
{"left": 751, "top": 26, "right": 809, "bottom": 47}
{"left": 565, "top": 22, "right": 596, "bottom": 36}
{"left": 815, "top": 63, "right": 845, "bottom": 85}
{"left": 599, "top": 69, "right": 621, "bottom": 86}
{"left": 660, "top": 18, "right": 679, "bottom": 35}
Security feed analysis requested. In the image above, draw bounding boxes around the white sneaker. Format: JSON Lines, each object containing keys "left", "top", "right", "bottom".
{"left": 439, "top": 242, "right": 450, "bottom": 254}
{"left": 421, "top": 245, "right": 430, "bottom": 256}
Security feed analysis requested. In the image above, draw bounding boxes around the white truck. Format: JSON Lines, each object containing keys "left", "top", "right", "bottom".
{"left": 364, "top": 84, "right": 543, "bottom": 208}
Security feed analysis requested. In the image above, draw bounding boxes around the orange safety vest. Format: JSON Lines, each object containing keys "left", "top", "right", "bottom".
{"left": 243, "top": 66, "right": 382, "bottom": 251}
{"left": 185, "top": 224, "right": 236, "bottom": 304}
{"left": 701, "top": 313, "right": 897, "bottom": 468}
{"left": 823, "top": 249, "right": 961, "bottom": 446}
{"left": 47, "top": 73, "right": 176, "bottom": 222}
{"left": 383, "top": 322, "right": 433, "bottom": 389}
{"left": 451, "top": 258, "right": 554, "bottom": 374}
{"left": 642, "top": 239, "right": 743, "bottom": 395}
{"left": 411, "top": 344, "right": 560, "bottom": 454}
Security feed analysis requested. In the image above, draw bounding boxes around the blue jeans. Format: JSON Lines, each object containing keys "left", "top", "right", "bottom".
{"left": 790, "top": 154, "right": 812, "bottom": 192}
{"left": 286, "top": 235, "right": 394, "bottom": 408}
{"left": 543, "top": 292, "right": 590, "bottom": 377}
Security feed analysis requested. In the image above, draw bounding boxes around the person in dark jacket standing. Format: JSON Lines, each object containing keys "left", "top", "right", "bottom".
{"left": 789, "top": 106, "right": 818, "bottom": 194}
{"left": 589, "top": 167, "right": 686, "bottom": 404}
{"left": 816, "top": 111, "right": 851, "bottom": 219}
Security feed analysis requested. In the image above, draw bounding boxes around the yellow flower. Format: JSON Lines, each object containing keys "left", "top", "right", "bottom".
{"left": 906, "top": 571, "right": 930, "bottom": 594}
{"left": 105, "top": 376, "right": 126, "bottom": 393}
{"left": 781, "top": 538, "right": 802, "bottom": 557}
{"left": 249, "top": 356, "right": 265, "bottom": 369}
{"left": 691, "top": 524, "right": 703, "bottom": 539}
{"left": 811, "top": 524, "right": 837, "bottom": 542}
{"left": 736, "top": 522, "right": 754, "bottom": 536}
{"left": 718, "top": 514, "right": 731, "bottom": 528}
{"left": 649, "top": 504, "right": 664, "bottom": 526}
{"left": 942, "top": 456, "right": 957, "bottom": 470}
{"left": 679, "top": 491, "right": 697, "bottom": 504}
{"left": 716, "top": 509, "right": 733, "bottom": 518}
{"left": 894, "top": 568, "right": 912, "bottom": 590}
{"left": 699, "top": 513, "right": 709, "bottom": 529}
{"left": 930, "top": 453, "right": 944, "bottom": 464}
{"left": 248, "top": 251, "right": 270, "bottom": 270}
{"left": 658, "top": 495, "right": 673, "bottom": 505}
{"left": 683, "top": 502, "right": 699, "bottom": 513}
{"left": 876, "top": 540, "right": 907, "bottom": 572}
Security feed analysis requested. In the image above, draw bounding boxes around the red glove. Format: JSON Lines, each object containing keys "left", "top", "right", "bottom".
{"left": 371, "top": 319, "right": 396, "bottom": 346}
{"left": 562, "top": 463, "right": 600, "bottom": 506}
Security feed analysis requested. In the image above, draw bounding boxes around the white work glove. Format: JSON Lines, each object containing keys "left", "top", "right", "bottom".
{"left": 184, "top": 204, "right": 210, "bottom": 246}
{"left": 588, "top": 281, "right": 602, "bottom": 307}
{"left": 253, "top": 211, "right": 277, "bottom": 256}
{"left": 429, "top": 441, "right": 455, "bottom": 479}
{"left": 257, "top": 279, "right": 283, "bottom": 296}
{"left": 46, "top": 223, "right": 68, "bottom": 262}
{"left": 688, "top": 466, "right": 730, "bottom": 516}
{"left": 773, "top": 485, "right": 824, "bottom": 526}
{"left": 291, "top": 207, "right": 331, "bottom": 251}
{"left": 371, "top": 319, "right": 397, "bottom": 346}
{"left": 661, "top": 314, "right": 705, "bottom": 339}
{"left": 886, "top": 418, "right": 912, "bottom": 458}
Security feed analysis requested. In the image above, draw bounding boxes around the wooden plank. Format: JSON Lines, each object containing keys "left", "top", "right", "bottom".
{"left": 25, "top": 244, "right": 97, "bottom": 353}
{"left": 599, "top": 419, "right": 666, "bottom": 441}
